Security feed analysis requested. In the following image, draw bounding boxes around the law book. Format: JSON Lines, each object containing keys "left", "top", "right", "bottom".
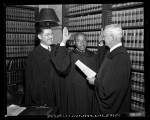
{"left": 75, "top": 60, "right": 96, "bottom": 78}
{"left": 6, "top": 104, "right": 26, "bottom": 116}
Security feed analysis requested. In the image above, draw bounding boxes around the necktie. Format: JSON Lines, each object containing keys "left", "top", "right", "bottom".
{"left": 48, "top": 46, "right": 51, "bottom": 51}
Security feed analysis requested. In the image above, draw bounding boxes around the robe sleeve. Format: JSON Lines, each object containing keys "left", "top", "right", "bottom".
{"left": 51, "top": 46, "right": 71, "bottom": 76}
{"left": 96, "top": 45, "right": 107, "bottom": 69}
{"left": 25, "top": 54, "right": 33, "bottom": 105}
{"left": 94, "top": 53, "right": 131, "bottom": 114}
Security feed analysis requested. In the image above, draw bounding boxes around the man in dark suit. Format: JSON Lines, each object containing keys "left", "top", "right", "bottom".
{"left": 51, "top": 27, "right": 106, "bottom": 115}
{"left": 87, "top": 24, "right": 131, "bottom": 115}
{"left": 24, "top": 26, "right": 70, "bottom": 112}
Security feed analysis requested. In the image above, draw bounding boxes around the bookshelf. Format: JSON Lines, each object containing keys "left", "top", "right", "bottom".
{"left": 109, "top": 2, "right": 145, "bottom": 113}
{"left": 62, "top": 2, "right": 147, "bottom": 115}
{"left": 5, "top": 5, "right": 39, "bottom": 104}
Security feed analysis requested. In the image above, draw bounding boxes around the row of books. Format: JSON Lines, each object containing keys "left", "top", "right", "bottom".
{"left": 7, "top": 84, "right": 18, "bottom": 93}
{"left": 6, "top": 46, "right": 35, "bottom": 57}
{"left": 7, "top": 84, "right": 24, "bottom": 93}
{"left": 83, "top": 31, "right": 101, "bottom": 46}
{"left": 131, "top": 80, "right": 145, "bottom": 93}
{"left": 127, "top": 50, "right": 144, "bottom": 71}
{"left": 131, "top": 101, "right": 145, "bottom": 112}
{"left": 123, "top": 29, "right": 144, "bottom": 48}
{"left": 128, "top": 50, "right": 144, "bottom": 71}
{"left": 7, "top": 71, "right": 24, "bottom": 85}
{"left": 6, "top": 21, "right": 35, "bottom": 33}
{"left": 112, "top": 7, "right": 144, "bottom": 26}
{"left": 6, "top": 33, "right": 35, "bottom": 45}
{"left": 64, "top": 13, "right": 102, "bottom": 31}
{"left": 6, "top": 7, "right": 35, "bottom": 21}
{"left": 64, "top": 4, "right": 102, "bottom": 16}
{"left": 112, "top": 2, "right": 143, "bottom": 8}
{"left": 6, "top": 58, "right": 26, "bottom": 71}
{"left": 131, "top": 92, "right": 145, "bottom": 103}
{"left": 131, "top": 72, "right": 144, "bottom": 83}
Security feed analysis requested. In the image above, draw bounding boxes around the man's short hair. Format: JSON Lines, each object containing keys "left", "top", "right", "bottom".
{"left": 38, "top": 25, "right": 52, "bottom": 34}
{"left": 74, "top": 32, "right": 86, "bottom": 40}
{"left": 104, "top": 24, "right": 122, "bottom": 38}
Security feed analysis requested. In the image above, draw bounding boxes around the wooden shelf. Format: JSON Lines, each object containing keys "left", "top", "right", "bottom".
{"left": 122, "top": 25, "right": 144, "bottom": 29}
{"left": 131, "top": 68, "right": 144, "bottom": 73}
{"left": 126, "top": 47, "right": 144, "bottom": 51}
{"left": 6, "top": 69, "right": 25, "bottom": 72}
{"left": 111, "top": 3, "right": 144, "bottom": 11}
{"left": 6, "top": 56, "right": 27, "bottom": 59}
{"left": 6, "top": 19, "right": 35, "bottom": 22}
{"left": 7, "top": 83, "right": 23, "bottom": 86}
{"left": 6, "top": 44, "right": 35, "bottom": 46}
{"left": 6, "top": 5, "right": 38, "bottom": 10}
{"left": 86, "top": 46, "right": 98, "bottom": 48}
{"left": 131, "top": 98, "right": 145, "bottom": 104}
{"left": 69, "top": 28, "right": 102, "bottom": 32}
{"left": 65, "top": 10, "right": 102, "bottom": 18}
{"left": 131, "top": 88, "right": 145, "bottom": 94}
{"left": 6, "top": 31, "right": 36, "bottom": 34}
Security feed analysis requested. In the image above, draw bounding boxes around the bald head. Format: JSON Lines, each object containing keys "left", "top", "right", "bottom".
{"left": 74, "top": 32, "right": 86, "bottom": 41}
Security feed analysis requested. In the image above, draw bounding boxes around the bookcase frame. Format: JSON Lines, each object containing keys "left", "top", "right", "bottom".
{"left": 5, "top": 5, "right": 39, "bottom": 104}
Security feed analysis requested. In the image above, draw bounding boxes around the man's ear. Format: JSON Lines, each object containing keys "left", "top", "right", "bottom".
{"left": 38, "top": 34, "right": 41, "bottom": 40}
{"left": 111, "top": 34, "right": 114, "bottom": 41}
{"left": 73, "top": 40, "right": 75, "bottom": 45}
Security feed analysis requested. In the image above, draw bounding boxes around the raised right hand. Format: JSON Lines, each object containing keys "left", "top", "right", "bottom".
{"left": 62, "top": 27, "right": 71, "bottom": 44}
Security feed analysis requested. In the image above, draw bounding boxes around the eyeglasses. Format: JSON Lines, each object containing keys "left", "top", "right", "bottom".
{"left": 44, "top": 33, "right": 54, "bottom": 37}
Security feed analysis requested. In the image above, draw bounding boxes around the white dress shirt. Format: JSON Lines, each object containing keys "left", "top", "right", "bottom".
{"left": 60, "top": 42, "right": 66, "bottom": 46}
{"left": 40, "top": 43, "right": 51, "bottom": 51}
{"left": 110, "top": 42, "right": 122, "bottom": 52}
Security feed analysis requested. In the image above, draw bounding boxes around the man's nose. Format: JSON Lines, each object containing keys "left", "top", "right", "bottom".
{"left": 48, "top": 36, "right": 53, "bottom": 39}
{"left": 81, "top": 41, "right": 86, "bottom": 45}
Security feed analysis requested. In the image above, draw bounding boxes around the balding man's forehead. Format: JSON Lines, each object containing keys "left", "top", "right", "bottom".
{"left": 76, "top": 34, "right": 85, "bottom": 38}
{"left": 75, "top": 33, "right": 86, "bottom": 39}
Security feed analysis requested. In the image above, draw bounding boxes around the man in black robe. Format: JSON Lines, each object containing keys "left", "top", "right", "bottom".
{"left": 24, "top": 26, "right": 66, "bottom": 111}
{"left": 87, "top": 24, "right": 131, "bottom": 116}
{"left": 51, "top": 27, "right": 106, "bottom": 115}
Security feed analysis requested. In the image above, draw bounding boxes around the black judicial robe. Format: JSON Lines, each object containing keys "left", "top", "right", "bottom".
{"left": 95, "top": 45, "right": 131, "bottom": 115}
{"left": 25, "top": 44, "right": 61, "bottom": 109}
{"left": 51, "top": 46, "right": 105, "bottom": 115}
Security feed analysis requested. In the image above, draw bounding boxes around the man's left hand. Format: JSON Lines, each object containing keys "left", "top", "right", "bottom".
{"left": 86, "top": 77, "right": 96, "bottom": 85}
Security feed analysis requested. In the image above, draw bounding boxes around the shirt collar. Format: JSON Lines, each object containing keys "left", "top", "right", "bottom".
{"left": 110, "top": 42, "right": 122, "bottom": 52}
{"left": 40, "top": 43, "right": 50, "bottom": 50}
{"left": 76, "top": 48, "right": 85, "bottom": 53}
